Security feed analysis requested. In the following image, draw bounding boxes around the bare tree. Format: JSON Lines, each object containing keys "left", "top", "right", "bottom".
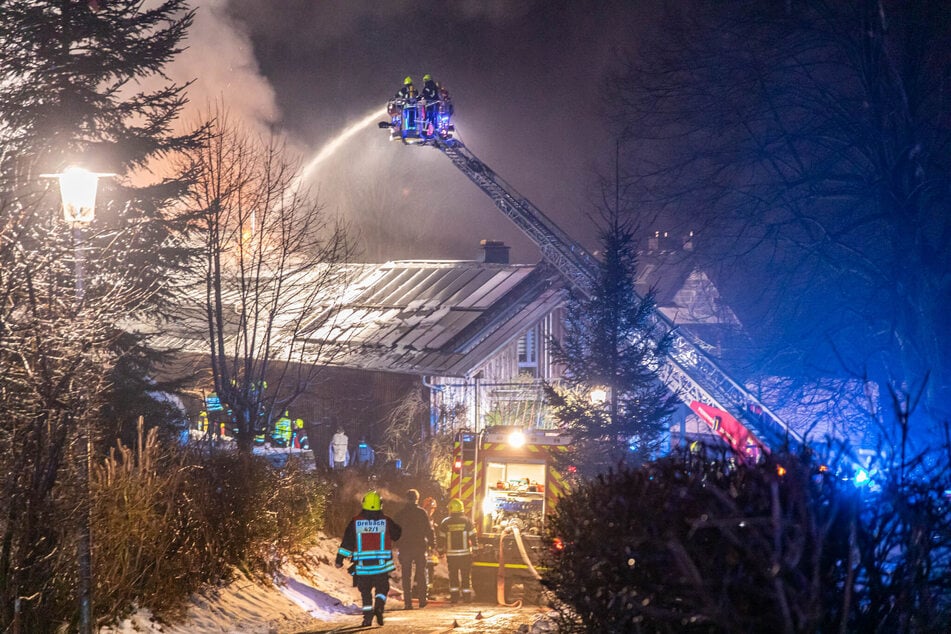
{"left": 608, "top": 0, "right": 950, "bottom": 445}
{"left": 180, "top": 106, "right": 353, "bottom": 453}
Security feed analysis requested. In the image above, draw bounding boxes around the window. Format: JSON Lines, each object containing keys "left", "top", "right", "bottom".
{"left": 517, "top": 326, "right": 538, "bottom": 377}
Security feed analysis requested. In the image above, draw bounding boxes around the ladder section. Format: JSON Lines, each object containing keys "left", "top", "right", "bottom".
{"left": 434, "top": 138, "right": 597, "bottom": 292}
{"left": 431, "top": 138, "right": 804, "bottom": 456}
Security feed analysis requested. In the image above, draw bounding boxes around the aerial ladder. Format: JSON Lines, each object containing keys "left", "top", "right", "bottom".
{"left": 428, "top": 136, "right": 805, "bottom": 459}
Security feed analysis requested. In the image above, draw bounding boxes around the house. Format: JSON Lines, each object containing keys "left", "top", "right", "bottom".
{"left": 295, "top": 241, "right": 569, "bottom": 454}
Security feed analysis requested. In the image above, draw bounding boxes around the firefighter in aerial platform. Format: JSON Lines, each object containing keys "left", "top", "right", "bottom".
{"left": 392, "top": 75, "right": 419, "bottom": 133}
{"left": 438, "top": 498, "right": 478, "bottom": 603}
{"left": 419, "top": 73, "right": 439, "bottom": 135}
{"left": 336, "top": 491, "right": 403, "bottom": 627}
{"left": 394, "top": 75, "right": 417, "bottom": 101}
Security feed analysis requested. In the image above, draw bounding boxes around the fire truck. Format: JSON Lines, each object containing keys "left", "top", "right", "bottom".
{"left": 449, "top": 426, "right": 571, "bottom": 604}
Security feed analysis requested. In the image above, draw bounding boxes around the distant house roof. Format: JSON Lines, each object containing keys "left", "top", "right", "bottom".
{"left": 300, "top": 259, "right": 566, "bottom": 377}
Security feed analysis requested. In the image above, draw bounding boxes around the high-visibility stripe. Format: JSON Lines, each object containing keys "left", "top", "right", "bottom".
{"left": 472, "top": 561, "right": 549, "bottom": 571}
{"left": 354, "top": 559, "right": 396, "bottom": 576}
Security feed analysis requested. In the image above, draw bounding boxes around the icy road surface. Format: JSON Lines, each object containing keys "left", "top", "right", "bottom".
{"left": 292, "top": 601, "right": 555, "bottom": 633}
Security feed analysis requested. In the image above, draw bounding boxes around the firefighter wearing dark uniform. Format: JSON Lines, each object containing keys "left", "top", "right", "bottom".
{"left": 393, "top": 76, "right": 419, "bottom": 131}
{"left": 420, "top": 73, "right": 439, "bottom": 133}
{"left": 336, "top": 491, "right": 403, "bottom": 627}
{"left": 394, "top": 489, "right": 435, "bottom": 609}
{"left": 438, "top": 498, "right": 477, "bottom": 603}
{"left": 395, "top": 75, "right": 417, "bottom": 101}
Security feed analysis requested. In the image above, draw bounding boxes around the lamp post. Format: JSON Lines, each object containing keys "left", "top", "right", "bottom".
{"left": 43, "top": 166, "right": 111, "bottom": 634}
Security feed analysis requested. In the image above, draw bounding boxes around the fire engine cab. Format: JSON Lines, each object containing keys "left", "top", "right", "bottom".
{"left": 449, "top": 425, "right": 570, "bottom": 604}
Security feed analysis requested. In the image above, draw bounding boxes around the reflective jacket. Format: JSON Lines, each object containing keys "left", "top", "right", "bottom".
{"left": 395, "top": 84, "right": 418, "bottom": 100}
{"left": 438, "top": 512, "right": 476, "bottom": 558}
{"left": 420, "top": 80, "right": 439, "bottom": 101}
{"left": 337, "top": 510, "right": 402, "bottom": 576}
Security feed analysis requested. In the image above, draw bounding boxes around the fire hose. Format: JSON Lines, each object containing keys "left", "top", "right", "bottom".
{"left": 496, "top": 524, "right": 541, "bottom": 607}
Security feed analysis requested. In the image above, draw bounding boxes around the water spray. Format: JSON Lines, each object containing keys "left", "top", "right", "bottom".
{"left": 293, "top": 106, "right": 387, "bottom": 192}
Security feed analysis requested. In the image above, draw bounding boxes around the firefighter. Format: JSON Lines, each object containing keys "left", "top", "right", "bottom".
{"left": 292, "top": 417, "right": 305, "bottom": 449}
{"left": 394, "top": 75, "right": 417, "bottom": 101}
{"left": 336, "top": 490, "right": 403, "bottom": 627}
{"left": 438, "top": 498, "right": 477, "bottom": 603}
{"left": 353, "top": 436, "right": 376, "bottom": 469}
{"left": 420, "top": 73, "right": 439, "bottom": 132}
{"left": 329, "top": 427, "right": 349, "bottom": 469}
{"left": 394, "top": 489, "right": 435, "bottom": 609}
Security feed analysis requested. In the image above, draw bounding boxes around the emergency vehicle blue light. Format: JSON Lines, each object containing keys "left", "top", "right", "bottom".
{"left": 854, "top": 469, "right": 869, "bottom": 486}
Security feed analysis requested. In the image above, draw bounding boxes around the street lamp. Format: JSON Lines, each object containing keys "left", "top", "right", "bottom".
{"left": 43, "top": 166, "right": 113, "bottom": 299}
{"left": 42, "top": 165, "right": 112, "bottom": 634}
{"left": 589, "top": 386, "right": 608, "bottom": 405}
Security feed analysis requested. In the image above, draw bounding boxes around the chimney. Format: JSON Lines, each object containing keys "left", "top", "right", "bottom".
{"left": 479, "top": 239, "right": 510, "bottom": 264}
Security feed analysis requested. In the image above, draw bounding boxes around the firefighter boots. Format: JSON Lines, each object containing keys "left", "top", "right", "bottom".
{"left": 449, "top": 589, "right": 461, "bottom": 604}
{"left": 374, "top": 595, "right": 385, "bottom": 626}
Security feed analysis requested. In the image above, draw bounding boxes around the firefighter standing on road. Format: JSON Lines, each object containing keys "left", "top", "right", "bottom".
{"left": 336, "top": 490, "right": 403, "bottom": 627}
{"left": 394, "top": 489, "right": 435, "bottom": 610}
{"left": 438, "top": 498, "right": 477, "bottom": 603}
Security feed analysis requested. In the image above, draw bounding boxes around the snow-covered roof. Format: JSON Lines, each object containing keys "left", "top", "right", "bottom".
{"left": 147, "top": 259, "right": 566, "bottom": 379}
{"left": 299, "top": 259, "right": 565, "bottom": 376}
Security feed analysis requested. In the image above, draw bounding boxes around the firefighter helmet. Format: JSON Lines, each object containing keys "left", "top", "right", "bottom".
{"left": 449, "top": 498, "right": 464, "bottom": 513}
{"left": 423, "top": 73, "right": 432, "bottom": 82}
{"left": 362, "top": 490, "right": 382, "bottom": 511}
{"left": 403, "top": 76, "right": 413, "bottom": 85}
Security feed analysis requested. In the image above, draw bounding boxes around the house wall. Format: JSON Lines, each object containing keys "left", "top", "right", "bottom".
{"left": 427, "top": 308, "right": 566, "bottom": 434}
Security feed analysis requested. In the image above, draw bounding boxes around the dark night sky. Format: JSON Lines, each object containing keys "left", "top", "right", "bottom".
{"left": 204, "top": 1, "right": 659, "bottom": 262}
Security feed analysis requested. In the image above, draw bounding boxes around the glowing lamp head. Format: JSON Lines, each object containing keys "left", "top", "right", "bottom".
{"left": 57, "top": 167, "right": 100, "bottom": 224}
{"left": 454, "top": 459, "right": 462, "bottom": 470}
{"left": 507, "top": 430, "right": 526, "bottom": 448}
{"left": 589, "top": 387, "right": 608, "bottom": 405}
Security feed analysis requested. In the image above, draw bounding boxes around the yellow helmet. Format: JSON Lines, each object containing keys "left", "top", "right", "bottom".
{"left": 403, "top": 76, "right": 413, "bottom": 85}
{"left": 362, "top": 490, "right": 382, "bottom": 511}
{"left": 423, "top": 73, "right": 432, "bottom": 82}
{"left": 449, "top": 498, "right": 464, "bottom": 513}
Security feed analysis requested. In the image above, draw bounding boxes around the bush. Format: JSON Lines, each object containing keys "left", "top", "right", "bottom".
{"left": 542, "top": 447, "right": 951, "bottom": 633}
{"left": 90, "top": 425, "right": 331, "bottom": 625}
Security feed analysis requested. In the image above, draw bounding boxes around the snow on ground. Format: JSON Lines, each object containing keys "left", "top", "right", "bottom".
{"left": 100, "top": 444, "right": 358, "bottom": 633}
{"left": 98, "top": 444, "right": 559, "bottom": 633}
{"left": 100, "top": 533, "right": 360, "bottom": 633}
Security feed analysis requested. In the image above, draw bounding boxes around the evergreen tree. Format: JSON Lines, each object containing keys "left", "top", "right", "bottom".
{"left": 179, "top": 105, "right": 353, "bottom": 454}
{"left": 0, "top": 1, "right": 198, "bottom": 628}
{"left": 546, "top": 206, "right": 677, "bottom": 472}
